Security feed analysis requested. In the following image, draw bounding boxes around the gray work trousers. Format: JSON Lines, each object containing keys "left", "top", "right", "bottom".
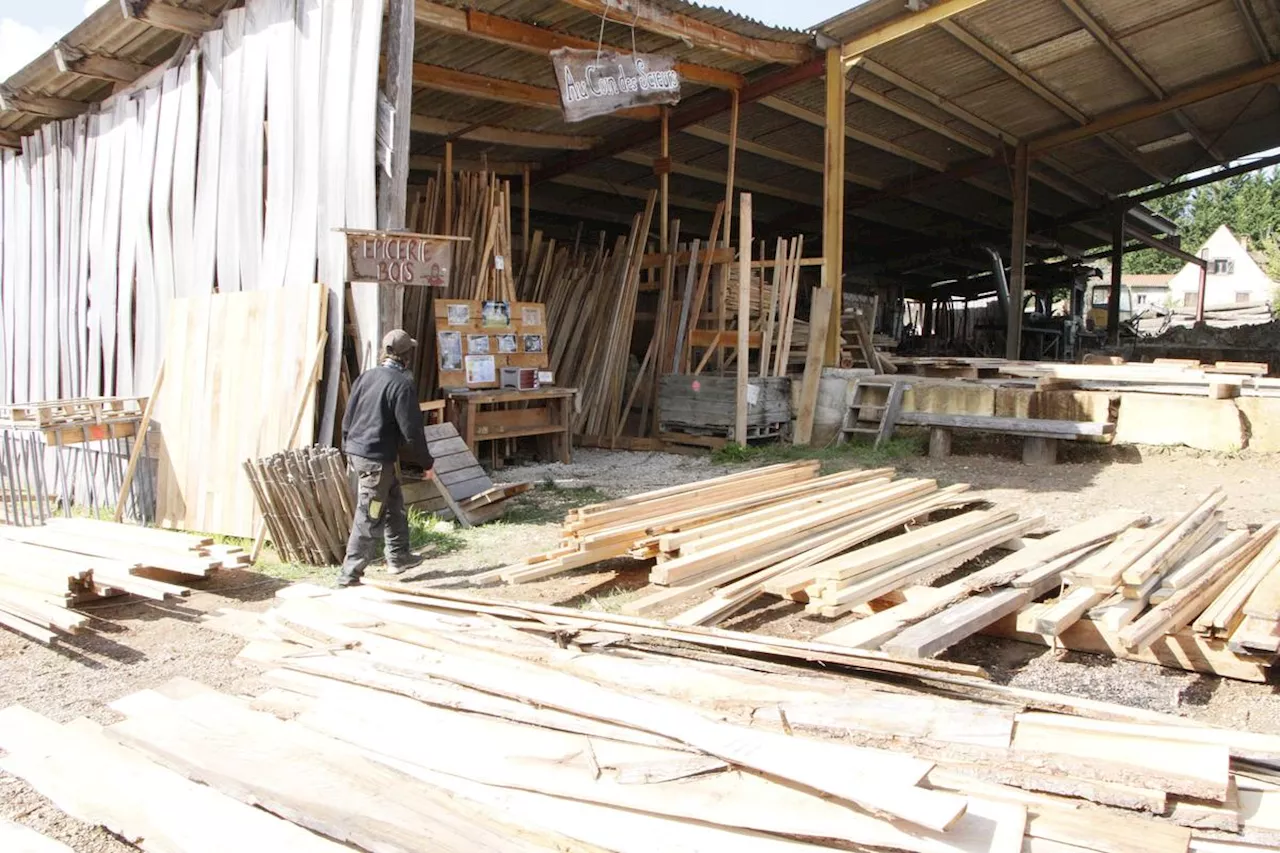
{"left": 338, "top": 455, "right": 412, "bottom": 584}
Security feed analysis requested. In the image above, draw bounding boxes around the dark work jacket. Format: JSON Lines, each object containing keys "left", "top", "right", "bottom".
{"left": 341, "top": 362, "right": 433, "bottom": 468}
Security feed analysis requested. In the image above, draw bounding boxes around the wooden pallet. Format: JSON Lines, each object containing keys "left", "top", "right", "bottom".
{"left": 0, "top": 396, "right": 147, "bottom": 427}
{"left": 401, "top": 422, "right": 529, "bottom": 525}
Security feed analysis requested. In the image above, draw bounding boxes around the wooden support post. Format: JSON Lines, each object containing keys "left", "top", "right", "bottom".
{"left": 822, "top": 47, "right": 846, "bottom": 367}
{"left": 718, "top": 92, "right": 739, "bottom": 375}
{"left": 1005, "top": 141, "right": 1029, "bottom": 361}
{"left": 929, "top": 427, "right": 952, "bottom": 459}
{"left": 660, "top": 106, "right": 670, "bottom": 253}
{"left": 1196, "top": 261, "right": 1208, "bottom": 325}
{"left": 377, "top": 0, "right": 415, "bottom": 338}
{"left": 522, "top": 164, "right": 531, "bottom": 266}
{"left": 1023, "top": 436, "right": 1058, "bottom": 466}
{"left": 736, "top": 194, "right": 752, "bottom": 444}
{"left": 1108, "top": 205, "right": 1126, "bottom": 346}
{"left": 443, "top": 142, "right": 454, "bottom": 235}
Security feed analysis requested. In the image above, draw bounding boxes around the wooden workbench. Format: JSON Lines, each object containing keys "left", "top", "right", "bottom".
{"left": 444, "top": 387, "right": 577, "bottom": 468}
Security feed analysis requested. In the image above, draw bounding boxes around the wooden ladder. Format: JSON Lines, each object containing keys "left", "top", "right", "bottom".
{"left": 839, "top": 378, "right": 907, "bottom": 448}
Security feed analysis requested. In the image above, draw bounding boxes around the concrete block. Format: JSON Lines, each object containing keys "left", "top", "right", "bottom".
{"left": 1114, "top": 394, "right": 1244, "bottom": 452}
{"left": 1238, "top": 397, "right": 1280, "bottom": 453}
{"left": 909, "top": 381, "right": 994, "bottom": 417}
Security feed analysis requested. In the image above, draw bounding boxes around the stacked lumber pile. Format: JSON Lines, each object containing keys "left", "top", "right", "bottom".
{"left": 243, "top": 446, "right": 354, "bottom": 566}
{"left": 0, "top": 517, "right": 247, "bottom": 645}
{"left": 476, "top": 461, "right": 852, "bottom": 583}
{"left": 17, "top": 581, "right": 1258, "bottom": 853}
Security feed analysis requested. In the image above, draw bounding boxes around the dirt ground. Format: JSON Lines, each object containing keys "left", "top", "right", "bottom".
{"left": 3, "top": 439, "right": 1280, "bottom": 850}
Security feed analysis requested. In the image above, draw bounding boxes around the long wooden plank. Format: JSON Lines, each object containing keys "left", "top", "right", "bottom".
{"left": 792, "top": 285, "right": 831, "bottom": 446}
{"left": 1121, "top": 491, "right": 1224, "bottom": 586}
{"left": 1195, "top": 524, "right": 1280, "bottom": 637}
{"left": 0, "top": 707, "right": 354, "bottom": 852}
{"left": 192, "top": 29, "right": 223, "bottom": 295}
{"left": 171, "top": 51, "right": 199, "bottom": 299}
{"left": 237, "top": 0, "right": 270, "bottom": 292}
{"left": 883, "top": 588, "right": 1032, "bottom": 658}
{"left": 259, "top": 0, "right": 295, "bottom": 292}
{"left": 115, "top": 98, "right": 142, "bottom": 398}
{"left": 106, "top": 689, "right": 618, "bottom": 852}
{"left": 284, "top": 0, "right": 322, "bottom": 287}
{"left": 131, "top": 85, "right": 163, "bottom": 392}
{"left": 215, "top": 9, "right": 245, "bottom": 292}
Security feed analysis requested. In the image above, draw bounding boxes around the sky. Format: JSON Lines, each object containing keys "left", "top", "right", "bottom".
{"left": 0, "top": 0, "right": 856, "bottom": 81}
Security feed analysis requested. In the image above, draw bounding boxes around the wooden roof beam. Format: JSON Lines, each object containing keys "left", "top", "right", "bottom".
{"left": 614, "top": 150, "right": 815, "bottom": 204}
{"left": 1058, "top": 0, "right": 1228, "bottom": 165}
{"left": 1029, "top": 59, "right": 1280, "bottom": 155}
{"left": 0, "top": 130, "right": 20, "bottom": 149}
{"left": 758, "top": 95, "right": 948, "bottom": 171}
{"left": 937, "top": 19, "right": 1169, "bottom": 182}
{"left": 53, "top": 43, "right": 149, "bottom": 83}
{"left": 411, "top": 62, "right": 660, "bottom": 120}
{"left": 0, "top": 90, "right": 86, "bottom": 119}
{"left": 414, "top": 1, "right": 744, "bottom": 90}
{"left": 679, "top": 124, "right": 883, "bottom": 188}
{"left": 550, "top": 173, "right": 719, "bottom": 213}
{"left": 409, "top": 116, "right": 599, "bottom": 150}
{"left": 839, "top": 0, "right": 996, "bottom": 62}
{"left": 118, "top": 0, "right": 218, "bottom": 36}
{"left": 555, "top": 0, "right": 813, "bottom": 65}
{"left": 410, "top": 155, "right": 533, "bottom": 174}
{"left": 846, "top": 79, "right": 995, "bottom": 155}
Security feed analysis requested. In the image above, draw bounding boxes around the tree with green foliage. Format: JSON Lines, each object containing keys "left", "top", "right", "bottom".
{"left": 1122, "top": 169, "right": 1280, "bottom": 276}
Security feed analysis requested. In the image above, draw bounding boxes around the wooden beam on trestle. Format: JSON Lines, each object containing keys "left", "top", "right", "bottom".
{"left": 377, "top": 0, "right": 416, "bottom": 337}
{"left": 53, "top": 43, "right": 149, "bottom": 83}
{"left": 409, "top": 116, "right": 598, "bottom": 150}
{"left": 557, "top": 0, "right": 814, "bottom": 65}
{"left": 1006, "top": 142, "right": 1029, "bottom": 361}
{"left": 839, "top": 0, "right": 995, "bottom": 62}
{"left": 822, "top": 47, "right": 845, "bottom": 367}
{"left": 413, "top": 1, "right": 745, "bottom": 89}
{"left": 118, "top": 0, "right": 218, "bottom": 36}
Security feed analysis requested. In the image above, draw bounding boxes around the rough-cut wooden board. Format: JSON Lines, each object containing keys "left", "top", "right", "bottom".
{"left": 237, "top": 0, "right": 270, "bottom": 292}
{"left": 883, "top": 588, "right": 1033, "bottom": 658}
{"left": 345, "top": 0, "right": 383, "bottom": 367}
{"left": 114, "top": 98, "right": 142, "bottom": 398}
{"left": 150, "top": 67, "right": 182, "bottom": 373}
{"left": 0, "top": 706, "right": 360, "bottom": 852}
{"left": 171, "top": 51, "right": 199, "bottom": 299}
{"left": 792, "top": 286, "right": 831, "bottom": 446}
{"left": 131, "top": 86, "right": 163, "bottom": 392}
{"left": 107, "top": 689, "right": 598, "bottom": 853}
{"left": 192, "top": 29, "right": 223, "bottom": 295}
{"left": 40, "top": 124, "right": 60, "bottom": 398}
{"left": 284, "top": 0, "right": 322, "bottom": 288}
{"left": 259, "top": 0, "right": 295, "bottom": 291}
{"left": 215, "top": 9, "right": 245, "bottom": 292}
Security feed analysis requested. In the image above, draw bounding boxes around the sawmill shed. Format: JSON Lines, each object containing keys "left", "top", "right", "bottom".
{"left": 1, "top": 0, "right": 1280, "bottom": 413}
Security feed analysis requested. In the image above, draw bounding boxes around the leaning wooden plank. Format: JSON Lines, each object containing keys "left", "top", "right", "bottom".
{"left": 987, "top": 607, "right": 1272, "bottom": 682}
{"left": 0, "top": 818, "right": 74, "bottom": 853}
{"left": 105, "top": 689, "right": 641, "bottom": 852}
{"left": 342, "top": 620, "right": 970, "bottom": 833}
{"left": 1012, "top": 712, "right": 1231, "bottom": 802}
{"left": 1119, "top": 527, "right": 1269, "bottom": 651}
{"left": 1121, "top": 491, "right": 1225, "bottom": 586}
{"left": 792, "top": 285, "right": 831, "bottom": 446}
{"left": 0, "top": 706, "right": 356, "bottom": 852}
{"left": 883, "top": 588, "right": 1032, "bottom": 659}
{"left": 1194, "top": 524, "right": 1280, "bottom": 637}
{"left": 258, "top": 0, "right": 296, "bottom": 291}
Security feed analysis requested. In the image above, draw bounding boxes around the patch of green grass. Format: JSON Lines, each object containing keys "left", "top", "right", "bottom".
{"left": 407, "top": 509, "right": 466, "bottom": 555}
{"left": 711, "top": 436, "right": 925, "bottom": 472}
{"left": 501, "top": 483, "right": 608, "bottom": 525}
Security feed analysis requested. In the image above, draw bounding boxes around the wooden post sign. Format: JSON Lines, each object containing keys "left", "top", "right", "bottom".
{"left": 344, "top": 230, "right": 457, "bottom": 287}
{"left": 550, "top": 47, "right": 680, "bottom": 123}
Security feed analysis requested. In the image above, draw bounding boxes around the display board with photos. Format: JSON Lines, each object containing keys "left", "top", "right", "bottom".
{"left": 434, "top": 299, "right": 549, "bottom": 389}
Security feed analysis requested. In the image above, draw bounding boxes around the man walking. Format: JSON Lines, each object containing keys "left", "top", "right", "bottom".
{"left": 337, "top": 330, "right": 434, "bottom": 587}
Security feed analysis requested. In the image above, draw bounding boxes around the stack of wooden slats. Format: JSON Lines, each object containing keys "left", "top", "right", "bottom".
{"left": 66, "top": 582, "right": 1267, "bottom": 853}
{"left": 242, "top": 446, "right": 354, "bottom": 566}
{"left": 0, "top": 517, "right": 247, "bottom": 644}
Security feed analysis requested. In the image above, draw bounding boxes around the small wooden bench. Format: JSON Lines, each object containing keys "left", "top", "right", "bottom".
{"left": 895, "top": 412, "right": 1114, "bottom": 465}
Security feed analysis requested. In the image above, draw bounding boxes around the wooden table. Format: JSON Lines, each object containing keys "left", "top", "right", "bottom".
{"left": 444, "top": 387, "right": 577, "bottom": 468}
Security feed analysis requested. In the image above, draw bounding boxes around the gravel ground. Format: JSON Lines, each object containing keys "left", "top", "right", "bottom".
{"left": 2, "top": 441, "right": 1280, "bottom": 850}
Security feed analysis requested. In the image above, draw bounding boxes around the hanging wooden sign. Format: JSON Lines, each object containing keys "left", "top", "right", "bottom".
{"left": 550, "top": 47, "right": 680, "bottom": 123}
{"left": 343, "top": 229, "right": 458, "bottom": 287}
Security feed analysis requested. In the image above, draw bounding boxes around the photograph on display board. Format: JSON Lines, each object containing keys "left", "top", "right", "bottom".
{"left": 520, "top": 305, "right": 543, "bottom": 326}
{"left": 466, "top": 334, "right": 491, "bottom": 355}
{"left": 437, "top": 331, "right": 463, "bottom": 371}
{"left": 522, "top": 334, "right": 545, "bottom": 354}
{"left": 465, "top": 354, "right": 497, "bottom": 385}
{"left": 496, "top": 334, "right": 518, "bottom": 354}
{"left": 481, "top": 300, "right": 512, "bottom": 328}
{"left": 446, "top": 303, "right": 470, "bottom": 325}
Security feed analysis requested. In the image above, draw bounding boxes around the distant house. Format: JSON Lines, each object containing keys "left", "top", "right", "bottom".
{"left": 1120, "top": 273, "right": 1175, "bottom": 311}
{"left": 1168, "top": 224, "right": 1276, "bottom": 309}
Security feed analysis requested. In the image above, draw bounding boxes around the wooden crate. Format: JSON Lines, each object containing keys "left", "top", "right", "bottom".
{"left": 658, "top": 375, "right": 790, "bottom": 442}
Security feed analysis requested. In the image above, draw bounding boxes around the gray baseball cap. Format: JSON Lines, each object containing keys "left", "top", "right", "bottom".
{"left": 383, "top": 329, "right": 418, "bottom": 356}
